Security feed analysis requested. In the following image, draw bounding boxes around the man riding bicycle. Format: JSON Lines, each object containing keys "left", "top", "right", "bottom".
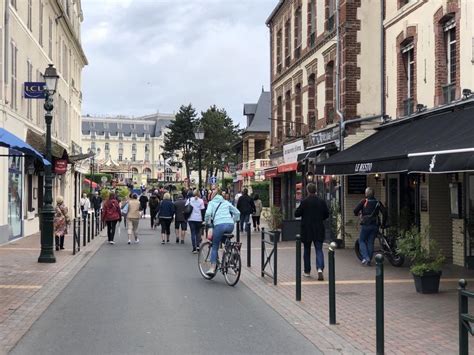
{"left": 353, "top": 187, "right": 387, "bottom": 266}
{"left": 204, "top": 187, "right": 240, "bottom": 277}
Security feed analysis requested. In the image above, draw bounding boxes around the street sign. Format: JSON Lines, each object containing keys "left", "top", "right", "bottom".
{"left": 24, "top": 82, "right": 46, "bottom": 99}
{"left": 101, "top": 176, "right": 108, "bottom": 183}
{"left": 209, "top": 176, "right": 217, "bottom": 184}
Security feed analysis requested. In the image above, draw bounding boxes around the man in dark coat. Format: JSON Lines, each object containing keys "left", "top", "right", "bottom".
{"left": 148, "top": 192, "right": 160, "bottom": 229}
{"left": 139, "top": 193, "right": 149, "bottom": 218}
{"left": 236, "top": 188, "right": 256, "bottom": 232}
{"left": 295, "top": 183, "right": 329, "bottom": 281}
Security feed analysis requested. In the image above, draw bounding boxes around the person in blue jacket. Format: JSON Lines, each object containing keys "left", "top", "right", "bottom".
{"left": 204, "top": 187, "right": 240, "bottom": 276}
{"left": 157, "top": 192, "right": 175, "bottom": 244}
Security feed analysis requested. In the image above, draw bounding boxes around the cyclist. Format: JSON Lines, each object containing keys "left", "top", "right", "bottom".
{"left": 354, "top": 187, "right": 387, "bottom": 266}
{"left": 204, "top": 187, "right": 240, "bottom": 276}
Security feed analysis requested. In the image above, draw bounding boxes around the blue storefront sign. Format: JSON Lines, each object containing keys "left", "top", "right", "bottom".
{"left": 24, "top": 82, "right": 46, "bottom": 99}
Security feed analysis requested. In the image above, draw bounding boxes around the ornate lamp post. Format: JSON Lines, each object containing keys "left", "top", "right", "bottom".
{"left": 194, "top": 126, "right": 204, "bottom": 190}
{"left": 38, "top": 64, "right": 59, "bottom": 263}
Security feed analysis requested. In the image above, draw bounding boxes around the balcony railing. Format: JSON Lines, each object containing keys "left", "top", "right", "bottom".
{"left": 443, "top": 83, "right": 456, "bottom": 104}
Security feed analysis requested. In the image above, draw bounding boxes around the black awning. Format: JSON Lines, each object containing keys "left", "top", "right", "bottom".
{"left": 316, "top": 100, "right": 474, "bottom": 175}
{"left": 297, "top": 146, "right": 325, "bottom": 161}
{"left": 69, "top": 152, "right": 95, "bottom": 163}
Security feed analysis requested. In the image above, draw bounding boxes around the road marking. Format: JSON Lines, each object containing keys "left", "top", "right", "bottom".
{"left": 0, "top": 285, "right": 42, "bottom": 289}
{"left": 279, "top": 278, "right": 474, "bottom": 286}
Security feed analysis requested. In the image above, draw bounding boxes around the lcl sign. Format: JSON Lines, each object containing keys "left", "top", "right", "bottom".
{"left": 24, "top": 82, "right": 46, "bottom": 99}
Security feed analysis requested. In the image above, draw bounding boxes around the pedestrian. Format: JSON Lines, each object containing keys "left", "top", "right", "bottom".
{"left": 173, "top": 194, "right": 187, "bottom": 244}
{"left": 156, "top": 192, "right": 175, "bottom": 244}
{"left": 91, "top": 191, "right": 102, "bottom": 218}
{"left": 186, "top": 189, "right": 205, "bottom": 253}
{"left": 236, "top": 188, "right": 255, "bottom": 233}
{"left": 80, "top": 193, "right": 90, "bottom": 220}
{"left": 149, "top": 192, "right": 160, "bottom": 229}
{"left": 139, "top": 193, "right": 149, "bottom": 218}
{"left": 127, "top": 193, "right": 141, "bottom": 244}
{"left": 353, "top": 187, "right": 386, "bottom": 266}
{"left": 234, "top": 190, "right": 242, "bottom": 206}
{"left": 54, "top": 196, "right": 70, "bottom": 251}
{"left": 102, "top": 192, "right": 121, "bottom": 244}
{"left": 204, "top": 187, "right": 240, "bottom": 276}
{"left": 295, "top": 183, "right": 329, "bottom": 281}
{"left": 252, "top": 194, "right": 263, "bottom": 232}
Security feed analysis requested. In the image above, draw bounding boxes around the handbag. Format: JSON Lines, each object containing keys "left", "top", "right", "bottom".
{"left": 121, "top": 202, "right": 129, "bottom": 217}
{"left": 183, "top": 199, "right": 193, "bottom": 220}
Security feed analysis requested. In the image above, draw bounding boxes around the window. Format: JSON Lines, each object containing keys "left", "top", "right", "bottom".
{"left": 308, "top": 74, "right": 316, "bottom": 129}
{"left": 118, "top": 154, "right": 122, "bottom": 161}
{"left": 325, "top": 61, "right": 335, "bottom": 124}
{"left": 105, "top": 143, "right": 109, "bottom": 151}
{"left": 401, "top": 42, "right": 415, "bottom": 115}
{"left": 10, "top": 42, "right": 17, "bottom": 110}
{"left": 295, "top": 84, "right": 302, "bottom": 136}
{"left": 145, "top": 144, "right": 149, "bottom": 152}
{"left": 327, "top": 0, "right": 336, "bottom": 32}
{"left": 91, "top": 141, "right": 96, "bottom": 152}
{"left": 63, "top": 43, "right": 68, "bottom": 80}
{"left": 284, "top": 90, "right": 292, "bottom": 138}
{"left": 104, "top": 122, "right": 109, "bottom": 129}
{"left": 294, "top": 7, "right": 302, "bottom": 59}
{"left": 132, "top": 154, "right": 136, "bottom": 162}
{"left": 48, "top": 18, "right": 53, "bottom": 59}
{"left": 119, "top": 142, "right": 123, "bottom": 151}
{"left": 308, "top": 0, "right": 316, "bottom": 47}
{"left": 27, "top": 0, "right": 32, "bottom": 31}
{"left": 39, "top": 1, "right": 43, "bottom": 46}
{"left": 117, "top": 122, "right": 122, "bottom": 129}
{"left": 27, "top": 60, "right": 33, "bottom": 120}
{"left": 27, "top": 174, "right": 33, "bottom": 213}
{"left": 444, "top": 20, "right": 456, "bottom": 103}
{"left": 285, "top": 20, "right": 291, "bottom": 67}
{"left": 276, "top": 96, "right": 283, "bottom": 143}
{"left": 132, "top": 143, "right": 136, "bottom": 152}
{"left": 276, "top": 29, "right": 282, "bottom": 73}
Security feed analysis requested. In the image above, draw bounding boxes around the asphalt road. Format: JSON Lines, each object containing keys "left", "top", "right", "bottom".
{"left": 10, "top": 220, "right": 320, "bottom": 355}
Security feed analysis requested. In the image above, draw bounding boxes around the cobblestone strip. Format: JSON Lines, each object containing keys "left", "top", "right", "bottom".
{"left": 0, "top": 236, "right": 106, "bottom": 354}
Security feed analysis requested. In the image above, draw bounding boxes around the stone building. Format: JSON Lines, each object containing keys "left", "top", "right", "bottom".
{"left": 0, "top": 0, "right": 87, "bottom": 243}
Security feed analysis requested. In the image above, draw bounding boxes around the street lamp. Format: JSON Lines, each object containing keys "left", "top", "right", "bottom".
{"left": 88, "top": 148, "right": 95, "bottom": 195}
{"left": 38, "top": 64, "right": 59, "bottom": 263}
{"left": 194, "top": 126, "right": 204, "bottom": 190}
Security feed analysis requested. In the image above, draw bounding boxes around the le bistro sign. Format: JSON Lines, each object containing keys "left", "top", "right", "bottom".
{"left": 54, "top": 159, "right": 68, "bottom": 175}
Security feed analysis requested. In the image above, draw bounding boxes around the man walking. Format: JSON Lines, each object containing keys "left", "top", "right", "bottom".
{"left": 354, "top": 187, "right": 386, "bottom": 265}
{"left": 91, "top": 191, "right": 102, "bottom": 218}
{"left": 173, "top": 194, "right": 187, "bottom": 244}
{"left": 295, "top": 183, "right": 329, "bottom": 281}
{"left": 80, "top": 193, "right": 91, "bottom": 220}
{"left": 139, "top": 193, "right": 149, "bottom": 218}
{"left": 236, "top": 188, "right": 255, "bottom": 233}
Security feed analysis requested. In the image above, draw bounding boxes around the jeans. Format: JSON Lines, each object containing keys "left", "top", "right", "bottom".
{"left": 358, "top": 224, "right": 378, "bottom": 262}
{"left": 189, "top": 221, "right": 202, "bottom": 249}
{"left": 82, "top": 210, "right": 88, "bottom": 220}
{"left": 239, "top": 214, "right": 250, "bottom": 232}
{"left": 210, "top": 223, "right": 234, "bottom": 264}
{"left": 106, "top": 220, "right": 118, "bottom": 242}
{"left": 303, "top": 240, "right": 324, "bottom": 273}
{"left": 252, "top": 216, "right": 260, "bottom": 228}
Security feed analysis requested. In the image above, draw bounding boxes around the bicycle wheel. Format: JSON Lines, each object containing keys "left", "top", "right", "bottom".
{"left": 223, "top": 248, "right": 241, "bottom": 286}
{"left": 198, "top": 241, "right": 215, "bottom": 280}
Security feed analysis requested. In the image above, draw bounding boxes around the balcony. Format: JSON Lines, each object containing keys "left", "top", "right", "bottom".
{"left": 443, "top": 83, "right": 456, "bottom": 104}
{"left": 403, "top": 97, "right": 414, "bottom": 116}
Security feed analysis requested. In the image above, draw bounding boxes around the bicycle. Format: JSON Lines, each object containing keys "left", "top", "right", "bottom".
{"left": 198, "top": 233, "right": 242, "bottom": 286}
{"left": 355, "top": 225, "right": 405, "bottom": 267}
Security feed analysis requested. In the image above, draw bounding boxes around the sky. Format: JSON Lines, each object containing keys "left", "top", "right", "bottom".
{"left": 81, "top": 0, "right": 276, "bottom": 127}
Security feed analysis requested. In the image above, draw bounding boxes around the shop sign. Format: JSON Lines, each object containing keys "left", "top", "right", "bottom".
{"left": 310, "top": 126, "right": 339, "bottom": 147}
{"left": 24, "top": 82, "right": 46, "bottom": 99}
{"left": 283, "top": 139, "right": 304, "bottom": 163}
{"left": 54, "top": 159, "right": 68, "bottom": 175}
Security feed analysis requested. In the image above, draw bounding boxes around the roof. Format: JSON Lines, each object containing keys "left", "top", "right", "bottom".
{"left": 244, "top": 91, "right": 271, "bottom": 133}
{"left": 315, "top": 99, "right": 474, "bottom": 175}
{"left": 265, "top": 0, "right": 285, "bottom": 25}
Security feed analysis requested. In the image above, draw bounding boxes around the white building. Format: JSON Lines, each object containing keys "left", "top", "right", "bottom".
{"left": 0, "top": 0, "right": 87, "bottom": 244}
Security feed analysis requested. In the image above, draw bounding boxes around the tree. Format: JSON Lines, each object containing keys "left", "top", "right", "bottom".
{"left": 163, "top": 104, "right": 197, "bottom": 183}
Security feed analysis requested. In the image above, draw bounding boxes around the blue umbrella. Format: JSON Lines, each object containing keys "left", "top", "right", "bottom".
{"left": 0, "top": 128, "right": 50, "bottom": 166}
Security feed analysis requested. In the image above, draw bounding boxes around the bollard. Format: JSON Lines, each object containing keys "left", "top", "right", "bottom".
{"left": 236, "top": 222, "right": 240, "bottom": 243}
{"left": 87, "top": 216, "right": 91, "bottom": 243}
{"left": 296, "top": 234, "right": 301, "bottom": 301}
{"left": 375, "top": 253, "right": 384, "bottom": 355}
{"left": 77, "top": 218, "right": 81, "bottom": 252}
{"left": 459, "top": 279, "right": 468, "bottom": 355}
{"left": 273, "top": 230, "right": 278, "bottom": 286}
{"left": 247, "top": 222, "right": 251, "bottom": 268}
{"left": 83, "top": 218, "right": 86, "bottom": 246}
{"left": 329, "top": 242, "right": 337, "bottom": 325}
{"left": 73, "top": 219, "right": 77, "bottom": 255}
{"left": 261, "top": 228, "right": 265, "bottom": 277}
{"left": 91, "top": 213, "right": 95, "bottom": 240}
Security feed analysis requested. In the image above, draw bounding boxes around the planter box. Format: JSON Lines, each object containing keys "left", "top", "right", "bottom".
{"left": 413, "top": 271, "right": 442, "bottom": 294}
{"left": 268, "top": 230, "right": 280, "bottom": 243}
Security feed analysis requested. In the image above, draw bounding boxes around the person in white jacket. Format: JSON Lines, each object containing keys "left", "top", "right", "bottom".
{"left": 80, "top": 193, "right": 91, "bottom": 220}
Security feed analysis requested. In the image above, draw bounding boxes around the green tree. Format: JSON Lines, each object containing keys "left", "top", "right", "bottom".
{"left": 163, "top": 104, "right": 197, "bottom": 182}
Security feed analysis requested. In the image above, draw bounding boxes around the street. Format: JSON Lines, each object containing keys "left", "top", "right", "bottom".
{"left": 10, "top": 221, "right": 320, "bottom": 355}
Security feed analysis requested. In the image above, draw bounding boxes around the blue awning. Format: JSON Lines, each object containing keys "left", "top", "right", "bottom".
{"left": 0, "top": 128, "right": 50, "bottom": 166}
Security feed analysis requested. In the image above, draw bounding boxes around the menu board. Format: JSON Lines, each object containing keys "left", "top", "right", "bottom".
{"left": 347, "top": 175, "right": 367, "bottom": 195}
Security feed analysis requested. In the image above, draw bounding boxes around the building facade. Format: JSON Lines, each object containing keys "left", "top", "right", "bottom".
{"left": 0, "top": 0, "right": 87, "bottom": 244}
{"left": 81, "top": 113, "right": 185, "bottom": 186}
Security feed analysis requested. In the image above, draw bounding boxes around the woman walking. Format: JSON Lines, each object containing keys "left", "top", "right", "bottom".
{"left": 53, "top": 196, "right": 70, "bottom": 251}
{"left": 252, "top": 194, "right": 263, "bottom": 232}
{"left": 102, "top": 192, "right": 121, "bottom": 244}
{"left": 157, "top": 192, "right": 175, "bottom": 244}
{"left": 127, "top": 193, "right": 141, "bottom": 244}
{"left": 149, "top": 192, "right": 160, "bottom": 229}
{"left": 186, "top": 189, "right": 205, "bottom": 253}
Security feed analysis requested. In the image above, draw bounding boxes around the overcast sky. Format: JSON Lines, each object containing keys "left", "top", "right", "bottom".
{"left": 81, "top": 0, "right": 276, "bottom": 127}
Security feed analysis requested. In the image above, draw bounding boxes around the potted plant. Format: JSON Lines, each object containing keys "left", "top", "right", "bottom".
{"left": 397, "top": 226, "right": 445, "bottom": 294}
{"left": 262, "top": 205, "right": 283, "bottom": 242}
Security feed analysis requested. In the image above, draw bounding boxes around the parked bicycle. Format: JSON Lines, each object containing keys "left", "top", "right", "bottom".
{"left": 355, "top": 226, "right": 405, "bottom": 267}
{"left": 198, "top": 233, "right": 242, "bottom": 286}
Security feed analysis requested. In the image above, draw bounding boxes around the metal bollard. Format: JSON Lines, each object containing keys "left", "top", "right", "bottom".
{"left": 247, "top": 223, "right": 251, "bottom": 267}
{"left": 77, "top": 218, "right": 81, "bottom": 252}
{"left": 87, "top": 216, "right": 91, "bottom": 243}
{"left": 73, "top": 219, "right": 77, "bottom": 255}
{"left": 83, "top": 218, "right": 86, "bottom": 246}
{"left": 459, "top": 279, "right": 468, "bottom": 355}
{"left": 273, "top": 230, "right": 278, "bottom": 286}
{"left": 296, "top": 234, "right": 302, "bottom": 301}
{"left": 91, "top": 213, "right": 95, "bottom": 240}
{"left": 236, "top": 222, "right": 240, "bottom": 243}
{"left": 329, "top": 242, "right": 337, "bottom": 325}
{"left": 261, "top": 228, "right": 265, "bottom": 277}
{"left": 375, "top": 253, "right": 384, "bottom": 355}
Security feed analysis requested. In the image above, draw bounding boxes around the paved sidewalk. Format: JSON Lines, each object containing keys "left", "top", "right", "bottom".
{"left": 0, "top": 226, "right": 105, "bottom": 354}
{"left": 239, "top": 228, "right": 474, "bottom": 354}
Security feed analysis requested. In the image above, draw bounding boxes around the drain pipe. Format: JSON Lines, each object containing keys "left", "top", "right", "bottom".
{"left": 4, "top": 0, "right": 9, "bottom": 96}
{"left": 380, "top": 0, "right": 385, "bottom": 120}
{"left": 335, "top": 0, "right": 346, "bottom": 245}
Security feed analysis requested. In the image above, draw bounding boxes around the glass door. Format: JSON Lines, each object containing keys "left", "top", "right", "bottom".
{"left": 8, "top": 150, "right": 23, "bottom": 240}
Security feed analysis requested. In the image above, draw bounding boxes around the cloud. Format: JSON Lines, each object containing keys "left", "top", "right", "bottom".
{"left": 81, "top": 0, "right": 275, "bottom": 126}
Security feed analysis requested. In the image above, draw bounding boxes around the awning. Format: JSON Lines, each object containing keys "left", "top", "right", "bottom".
{"left": 83, "top": 178, "right": 98, "bottom": 188}
{"left": 297, "top": 146, "right": 326, "bottom": 161}
{"left": 0, "top": 128, "right": 50, "bottom": 165}
{"left": 69, "top": 151, "right": 94, "bottom": 163}
{"left": 278, "top": 162, "right": 298, "bottom": 173}
{"left": 264, "top": 168, "right": 278, "bottom": 179}
{"left": 316, "top": 101, "right": 474, "bottom": 175}
{"left": 26, "top": 129, "right": 67, "bottom": 159}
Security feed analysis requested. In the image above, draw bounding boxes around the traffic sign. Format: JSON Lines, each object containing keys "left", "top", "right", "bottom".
{"left": 208, "top": 176, "right": 217, "bottom": 184}
{"left": 101, "top": 176, "right": 108, "bottom": 183}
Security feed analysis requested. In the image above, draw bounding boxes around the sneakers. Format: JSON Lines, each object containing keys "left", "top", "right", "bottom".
{"left": 180, "top": 240, "right": 184, "bottom": 244}
{"left": 317, "top": 269, "right": 324, "bottom": 281}
{"left": 303, "top": 272, "right": 311, "bottom": 278}
{"left": 176, "top": 238, "right": 179, "bottom": 244}
{"left": 196, "top": 247, "right": 200, "bottom": 251}
{"left": 206, "top": 269, "right": 216, "bottom": 277}
{"left": 166, "top": 239, "right": 170, "bottom": 243}
{"left": 128, "top": 240, "right": 131, "bottom": 245}
{"left": 161, "top": 240, "right": 165, "bottom": 245}
{"left": 134, "top": 239, "right": 139, "bottom": 244}
{"left": 110, "top": 241, "right": 115, "bottom": 245}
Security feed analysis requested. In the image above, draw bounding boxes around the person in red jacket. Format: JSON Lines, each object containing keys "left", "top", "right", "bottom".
{"left": 101, "top": 192, "right": 121, "bottom": 244}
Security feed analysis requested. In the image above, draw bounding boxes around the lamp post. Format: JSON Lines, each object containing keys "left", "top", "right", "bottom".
{"left": 38, "top": 64, "right": 59, "bottom": 263}
{"left": 194, "top": 126, "right": 204, "bottom": 190}
{"left": 89, "top": 149, "right": 94, "bottom": 195}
